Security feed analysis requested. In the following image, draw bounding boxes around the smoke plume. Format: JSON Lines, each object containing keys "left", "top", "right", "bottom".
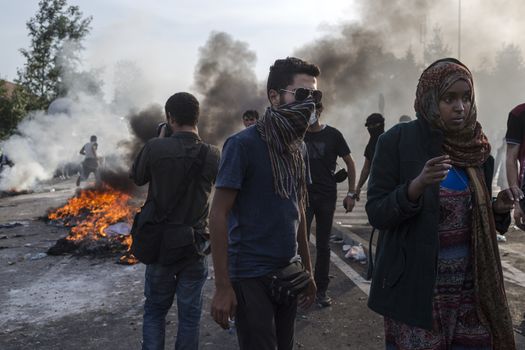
{"left": 195, "top": 32, "right": 266, "bottom": 145}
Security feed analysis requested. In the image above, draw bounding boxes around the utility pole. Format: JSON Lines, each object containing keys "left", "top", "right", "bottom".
{"left": 458, "top": 0, "right": 461, "bottom": 59}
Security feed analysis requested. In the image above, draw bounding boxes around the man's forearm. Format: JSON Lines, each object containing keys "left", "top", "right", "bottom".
{"left": 297, "top": 209, "right": 313, "bottom": 274}
{"left": 356, "top": 163, "right": 370, "bottom": 190}
{"left": 209, "top": 213, "right": 231, "bottom": 287}
{"left": 345, "top": 158, "right": 356, "bottom": 192}
{"left": 507, "top": 158, "right": 520, "bottom": 188}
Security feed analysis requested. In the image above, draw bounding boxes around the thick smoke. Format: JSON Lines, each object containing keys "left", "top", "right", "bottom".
{"left": 3, "top": 0, "right": 525, "bottom": 191}
{"left": 293, "top": 0, "right": 525, "bottom": 171}
{"left": 0, "top": 63, "right": 158, "bottom": 192}
{"left": 195, "top": 32, "right": 266, "bottom": 145}
{"left": 126, "top": 104, "right": 164, "bottom": 159}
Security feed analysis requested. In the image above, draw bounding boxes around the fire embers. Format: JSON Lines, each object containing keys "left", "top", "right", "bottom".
{"left": 47, "top": 186, "right": 138, "bottom": 264}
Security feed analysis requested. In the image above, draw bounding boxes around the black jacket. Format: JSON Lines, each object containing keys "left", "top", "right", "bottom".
{"left": 131, "top": 132, "right": 220, "bottom": 233}
{"left": 365, "top": 118, "right": 510, "bottom": 330}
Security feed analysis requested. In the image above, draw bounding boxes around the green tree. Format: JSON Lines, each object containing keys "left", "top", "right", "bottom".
{"left": 17, "top": 0, "right": 92, "bottom": 110}
{"left": 0, "top": 81, "right": 30, "bottom": 139}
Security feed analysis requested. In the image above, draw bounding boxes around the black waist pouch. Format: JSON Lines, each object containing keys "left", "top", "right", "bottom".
{"left": 266, "top": 261, "right": 311, "bottom": 304}
{"left": 131, "top": 217, "right": 198, "bottom": 265}
{"left": 130, "top": 213, "right": 163, "bottom": 265}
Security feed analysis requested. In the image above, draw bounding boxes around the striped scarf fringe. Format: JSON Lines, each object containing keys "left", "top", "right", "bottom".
{"left": 256, "top": 100, "right": 314, "bottom": 208}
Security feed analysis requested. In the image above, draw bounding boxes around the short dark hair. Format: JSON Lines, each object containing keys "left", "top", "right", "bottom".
{"left": 365, "top": 113, "right": 385, "bottom": 127}
{"left": 90, "top": 135, "right": 97, "bottom": 142}
{"left": 266, "top": 57, "right": 320, "bottom": 101}
{"left": 165, "top": 92, "right": 200, "bottom": 126}
{"left": 242, "top": 110, "right": 259, "bottom": 120}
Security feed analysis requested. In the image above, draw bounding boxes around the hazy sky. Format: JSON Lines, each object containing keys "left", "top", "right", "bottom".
{"left": 0, "top": 0, "right": 358, "bottom": 93}
{"left": 2, "top": 1, "right": 525, "bottom": 103}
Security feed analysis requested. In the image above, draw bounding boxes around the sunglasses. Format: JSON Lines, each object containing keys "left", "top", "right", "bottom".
{"left": 280, "top": 88, "right": 322, "bottom": 103}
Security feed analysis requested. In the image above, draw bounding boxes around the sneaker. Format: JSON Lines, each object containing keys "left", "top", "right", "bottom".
{"left": 496, "top": 234, "right": 507, "bottom": 243}
{"left": 316, "top": 293, "right": 332, "bottom": 307}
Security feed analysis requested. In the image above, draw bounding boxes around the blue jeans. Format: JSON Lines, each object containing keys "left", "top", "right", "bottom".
{"left": 142, "top": 257, "right": 208, "bottom": 350}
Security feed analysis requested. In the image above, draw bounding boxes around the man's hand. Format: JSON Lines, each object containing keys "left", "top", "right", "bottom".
{"left": 211, "top": 284, "right": 237, "bottom": 329}
{"left": 493, "top": 190, "right": 514, "bottom": 214}
{"left": 297, "top": 278, "right": 317, "bottom": 309}
{"left": 507, "top": 186, "right": 524, "bottom": 202}
{"left": 343, "top": 196, "right": 356, "bottom": 213}
{"left": 513, "top": 204, "right": 525, "bottom": 231}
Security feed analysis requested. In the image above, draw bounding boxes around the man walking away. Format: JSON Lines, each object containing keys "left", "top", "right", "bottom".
{"left": 131, "top": 92, "right": 220, "bottom": 350}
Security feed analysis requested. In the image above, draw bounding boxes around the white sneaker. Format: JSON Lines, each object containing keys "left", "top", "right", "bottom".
{"left": 496, "top": 234, "right": 507, "bottom": 243}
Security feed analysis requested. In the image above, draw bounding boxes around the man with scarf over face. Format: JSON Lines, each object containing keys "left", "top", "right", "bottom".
{"left": 355, "top": 113, "right": 385, "bottom": 200}
{"left": 304, "top": 104, "right": 356, "bottom": 307}
{"left": 210, "top": 57, "right": 318, "bottom": 350}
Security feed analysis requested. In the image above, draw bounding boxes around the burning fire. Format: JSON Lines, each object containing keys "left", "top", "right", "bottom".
{"left": 48, "top": 186, "right": 138, "bottom": 263}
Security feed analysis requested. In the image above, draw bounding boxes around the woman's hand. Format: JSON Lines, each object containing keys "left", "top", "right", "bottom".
{"left": 408, "top": 155, "right": 452, "bottom": 202}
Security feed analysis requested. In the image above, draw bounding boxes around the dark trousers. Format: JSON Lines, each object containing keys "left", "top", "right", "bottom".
{"left": 232, "top": 277, "right": 297, "bottom": 350}
{"left": 306, "top": 198, "right": 336, "bottom": 295}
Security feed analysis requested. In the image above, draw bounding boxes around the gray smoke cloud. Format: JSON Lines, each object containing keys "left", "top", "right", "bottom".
{"left": 195, "top": 32, "right": 266, "bottom": 145}
{"left": 293, "top": 0, "right": 525, "bottom": 171}
{"left": 0, "top": 61, "right": 157, "bottom": 192}
{"left": 3, "top": 0, "right": 525, "bottom": 191}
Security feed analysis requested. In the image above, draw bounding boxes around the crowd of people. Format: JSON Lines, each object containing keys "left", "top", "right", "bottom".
{"left": 129, "top": 56, "right": 522, "bottom": 350}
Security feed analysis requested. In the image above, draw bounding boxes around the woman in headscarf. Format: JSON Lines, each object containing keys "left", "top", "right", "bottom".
{"left": 365, "top": 58, "right": 516, "bottom": 350}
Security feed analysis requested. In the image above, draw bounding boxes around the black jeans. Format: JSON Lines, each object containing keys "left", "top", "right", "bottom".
{"left": 232, "top": 277, "right": 297, "bottom": 350}
{"left": 306, "top": 197, "right": 336, "bottom": 295}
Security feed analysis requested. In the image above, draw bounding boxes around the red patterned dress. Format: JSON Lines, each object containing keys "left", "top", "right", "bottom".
{"left": 384, "top": 171, "right": 492, "bottom": 349}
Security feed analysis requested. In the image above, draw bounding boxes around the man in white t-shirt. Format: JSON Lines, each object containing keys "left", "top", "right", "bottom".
{"left": 76, "top": 135, "right": 100, "bottom": 186}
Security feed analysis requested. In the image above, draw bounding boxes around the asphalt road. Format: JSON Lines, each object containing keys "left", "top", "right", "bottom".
{"left": 0, "top": 179, "right": 523, "bottom": 349}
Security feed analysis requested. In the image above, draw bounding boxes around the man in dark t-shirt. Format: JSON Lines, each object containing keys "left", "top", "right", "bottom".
{"left": 304, "top": 107, "right": 356, "bottom": 307}
{"left": 356, "top": 113, "right": 385, "bottom": 200}
{"left": 505, "top": 103, "right": 525, "bottom": 230}
{"left": 210, "top": 57, "right": 318, "bottom": 350}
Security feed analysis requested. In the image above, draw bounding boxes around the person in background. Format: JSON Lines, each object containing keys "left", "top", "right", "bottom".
{"left": 76, "top": 135, "right": 100, "bottom": 186}
{"left": 505, "top": 103, "right": 525, "bottom": 230}
{"left": 398, "top": 115, "right": 412, "bottom": 123}
{"left": 304, "top": 103, "right": 356, "bottom": 307}
{"left": 355, "top": 113, "right": 385, "bottom": 200}
{"left": 242, "top": 110, "right": 259, "bottom": 128}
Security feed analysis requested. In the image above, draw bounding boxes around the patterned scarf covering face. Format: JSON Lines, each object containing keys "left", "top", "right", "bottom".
{"left": 256, "top": 99, "right": 315, "bottom": 207}
{"left": 414, "top": 60, "right": 491, "bottom": 167}
{"left": 415, "top": 59, "right": 516, "bottom": 350}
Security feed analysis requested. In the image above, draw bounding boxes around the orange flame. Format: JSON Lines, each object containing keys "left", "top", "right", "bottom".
{"left": 48, "top": 186, "right": 136, "bottom": 246}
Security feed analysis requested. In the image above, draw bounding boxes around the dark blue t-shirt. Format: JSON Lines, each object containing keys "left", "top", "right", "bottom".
{"left": 216, "top": 126, "right": 300, "bottom": 279}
